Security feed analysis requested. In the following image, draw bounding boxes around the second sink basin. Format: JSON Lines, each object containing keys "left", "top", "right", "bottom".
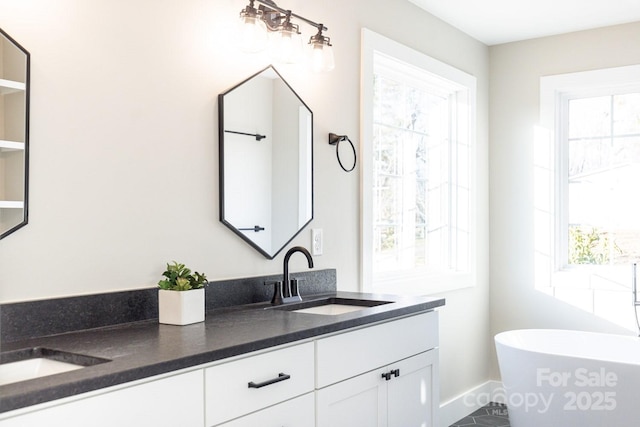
{"left": 0, "top": 358, "right": 84, "bottom": 386}
{"left": 0, "top": 347, "right": 110, "bottom": 386}
{"left": 274, "top": 297, "right": 392, "bottom": 315}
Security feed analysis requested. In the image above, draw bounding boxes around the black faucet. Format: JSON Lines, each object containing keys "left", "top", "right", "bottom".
{"left": 282, "top": 246, "right": 314, "bottom": 302}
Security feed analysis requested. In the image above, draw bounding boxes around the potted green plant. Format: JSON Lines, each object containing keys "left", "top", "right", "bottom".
{"left": 157, "top": 261, "right": 208, "bottom": 325}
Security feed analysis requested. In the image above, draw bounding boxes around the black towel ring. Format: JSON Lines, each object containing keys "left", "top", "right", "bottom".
{"left": 328, "top": 133, "right": 357, "bottom": 173}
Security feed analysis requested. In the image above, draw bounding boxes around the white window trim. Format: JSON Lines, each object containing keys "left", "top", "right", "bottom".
{"left": 538, "top": 64, "right": 640, "bottom": 289}
{"left": 360, "top": 28, "right": 477, "bottom": 295}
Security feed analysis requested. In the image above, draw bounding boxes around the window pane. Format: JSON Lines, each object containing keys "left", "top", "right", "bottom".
{"left": 374, "top": 174, "right": 401, "bottom": 223}
{"left": 411, "top": 89, "right": 446, "bottom": 134}
{"left": 612, "top": 135, "right": 640, "bottom": 164}
{"left": 568, "top": 226, "right": 613, "bottom": 264}
{"left": 613, "top": 229, "right": 640, "bottom": 264}
{"left": 568, "top": 138, "right": 610, "bottom": 177}
{"left": 374, "top": 126, "right": 402, "bottom": 176}
{"left": 614, "top": 93, "right": 640, "bottom": 135}
{"left": 374, "top": 225, "right": 399, "bottom": 269}
{"left": 568, "top": 116, "right": 640, "bottom": 265}
{"left": 375, "top": 76, "right": 405, "bottom": 128}
{"left": 568, "top": 96, "right": 611, "bottom": 139}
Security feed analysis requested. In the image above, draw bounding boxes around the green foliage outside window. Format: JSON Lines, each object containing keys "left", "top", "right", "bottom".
{"left": 568, "top": 226, "right": 621, "bottom": 265}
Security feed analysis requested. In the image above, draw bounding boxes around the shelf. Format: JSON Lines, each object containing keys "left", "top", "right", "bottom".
{"left": 0, "top": 201, "right": 24, "bottom": 209}
{"left": 0, "top": 140, "right": 25, "bottom": 151}
{"left": 0, "top": 78, "right": 26, "bottom": 95}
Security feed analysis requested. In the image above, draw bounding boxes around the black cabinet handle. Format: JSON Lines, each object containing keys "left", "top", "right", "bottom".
{"left": 382, "top": 369, "right": 400, "bottom": 381}
{"left": 248, "top": 373, "right": 291, "bottom": 389}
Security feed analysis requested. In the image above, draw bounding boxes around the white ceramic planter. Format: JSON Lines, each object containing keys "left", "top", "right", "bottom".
{"left": 158, "top": 288, "right": 205, "bottom": 325}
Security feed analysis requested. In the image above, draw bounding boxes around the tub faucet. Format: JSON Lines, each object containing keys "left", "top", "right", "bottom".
{"left": 282, "top": 246, "right": 314, "bottom": 303}
{"left": 632, "top": 263, "right": 640, "bottom": 337}
{"left": 633, "top": 263, "right": 638, "bottom": 305}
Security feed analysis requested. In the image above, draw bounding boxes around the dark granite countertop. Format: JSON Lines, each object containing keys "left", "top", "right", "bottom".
{"left": 0, "top": 291, "right": 444, "bottom": 414}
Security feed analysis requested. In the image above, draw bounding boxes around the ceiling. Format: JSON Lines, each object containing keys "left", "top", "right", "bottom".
{"left": 408, "top": 0, "right": 640, "bottom": 45}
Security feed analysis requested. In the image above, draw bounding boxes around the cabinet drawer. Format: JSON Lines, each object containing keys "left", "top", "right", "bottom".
{"left": 0, "top": 370, "right": 204, "bottom": 427}
{"left": 316, "top": 311, "right": 438, "bottom": 388}
{"left": 217, "top": 393, "right": 314, "bottom": 427}
{"left": 205, "top": 342, "right": 314, "bottom": 426}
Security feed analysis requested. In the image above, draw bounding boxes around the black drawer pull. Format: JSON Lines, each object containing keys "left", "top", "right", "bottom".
{"left": 248, "top": 373, "right": 291, "bottom": 389}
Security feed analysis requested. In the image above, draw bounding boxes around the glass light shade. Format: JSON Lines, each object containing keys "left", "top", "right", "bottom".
{"left": 270, "top": 27, "right": 303, "bottom": 64}
{"left": 308, "top": 40, "right": 335, "bottom": 73}
{"left": 237, "top": 15, "right": 268, "bottom": 53}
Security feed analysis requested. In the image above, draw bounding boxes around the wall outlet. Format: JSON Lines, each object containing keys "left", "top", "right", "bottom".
{"left": 311, "top": 228, "right": 323, "bottom": 256}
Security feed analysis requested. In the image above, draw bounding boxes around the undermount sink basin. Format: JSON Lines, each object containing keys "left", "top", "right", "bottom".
{"left": 0, "top": 358, "right": 84, "bottom": 386}
{"left": 275, "top": 297, "right": 392, "bottom": 316}
{"left": 0, "top": 348, "right": 110, "bottom": 386}
{"left": 293, "top": 304, "right": 373, "bottom": 315}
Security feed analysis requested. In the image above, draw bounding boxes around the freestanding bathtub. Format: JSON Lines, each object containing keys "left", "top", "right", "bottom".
{"left": 495, "top": 329, "right": 640, "bottom": 427}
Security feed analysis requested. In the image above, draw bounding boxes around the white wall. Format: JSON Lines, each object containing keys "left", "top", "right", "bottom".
{"left": 489, "top": 22, "right": 640, "bottom": 378}
{"left": 0, "top": 0, "right": 490, "bottom": 406}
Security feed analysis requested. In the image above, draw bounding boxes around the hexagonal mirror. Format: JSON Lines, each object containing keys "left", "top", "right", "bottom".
{"left": 0, "top": 28, "right": 30, "bottom": 240}
{"left": 218, "top": 66, "right": 313, "bottom": 259}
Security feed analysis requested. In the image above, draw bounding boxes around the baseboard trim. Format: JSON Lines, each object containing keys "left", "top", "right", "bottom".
{"left": 439, "top": 380, "right": 505, "bottom": 427}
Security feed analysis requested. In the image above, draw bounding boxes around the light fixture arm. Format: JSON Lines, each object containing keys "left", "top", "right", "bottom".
{"left": 242, "top": 0, "right": 261, "bottom": 18}
{"left": 254, "top": 0, "right": 328, "bottom": 32}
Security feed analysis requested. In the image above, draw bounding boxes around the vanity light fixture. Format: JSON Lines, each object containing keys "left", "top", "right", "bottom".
{"left": 238, "top": 0, "right": 268, "bottom": 53}
{"left": 308, "top": 28, "right": 334, "bottom": 73}
{"left": 237, "top": 0, "right": 335, "bottom": 72}
{"left": 269, "top": 11, "right": 303, "bottom": 64}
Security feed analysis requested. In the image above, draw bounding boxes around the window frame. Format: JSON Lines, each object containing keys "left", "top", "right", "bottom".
{"left": 360, "top": 28, "right": 477, "bottom": 295}
{"left": 537, "top": 65, "right": 640, "bottom": 300}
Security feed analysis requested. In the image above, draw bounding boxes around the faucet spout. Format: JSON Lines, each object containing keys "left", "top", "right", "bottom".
{"left": 283, "top": 246, "right": 314, "bottom": 301}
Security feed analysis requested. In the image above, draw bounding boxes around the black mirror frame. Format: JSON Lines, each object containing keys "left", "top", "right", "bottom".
{"left": 0, "top": 27, "right": 30, "bottom": 241}
{"left": 218, "top": 65, "right": 314, "bottom": 259}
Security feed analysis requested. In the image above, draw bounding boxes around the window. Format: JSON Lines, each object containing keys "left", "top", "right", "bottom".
{"left": 537, "top": 64, "right": 640, "bottom": 329}
{"left": 361, "top": 29, "right": 476, "bottom": 295}
{"left": 564, "top": 92, "right": 640, "bottom": 266}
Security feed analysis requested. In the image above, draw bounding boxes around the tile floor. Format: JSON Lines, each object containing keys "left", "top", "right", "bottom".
{"left": 449, "top": 403, "right": 510, "bottom": 427}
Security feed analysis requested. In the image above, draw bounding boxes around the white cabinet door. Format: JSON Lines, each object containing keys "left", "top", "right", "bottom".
{"left": 0, "top": 370, "right": 204, "bottom": 427}
{"left": 316, "top": 368, "right": 386, "bottom": 427}
{"left": 217, "top": 393, "right": 314, "bottom": 427}
{"left": 316, "top": 350, "right": 438, "bottom": 427}
{"left": 387, "top": 350, "right": 438, "bottom": 427}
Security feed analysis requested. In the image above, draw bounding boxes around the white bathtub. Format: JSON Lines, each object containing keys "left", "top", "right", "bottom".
{"left": 495, "top": 329, "right": 640, "bottom": 427}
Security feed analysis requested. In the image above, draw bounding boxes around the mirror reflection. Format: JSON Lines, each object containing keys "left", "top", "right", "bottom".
{"left": 219, "top": 66, "right": 313, "bottom": 259}
{"left": 0, "top": 28, "right": 29, "bottom": 240}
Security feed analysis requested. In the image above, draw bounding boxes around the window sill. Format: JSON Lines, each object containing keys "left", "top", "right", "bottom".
{"left": 367, "top": 270, "right": 475, "bottom": 296}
